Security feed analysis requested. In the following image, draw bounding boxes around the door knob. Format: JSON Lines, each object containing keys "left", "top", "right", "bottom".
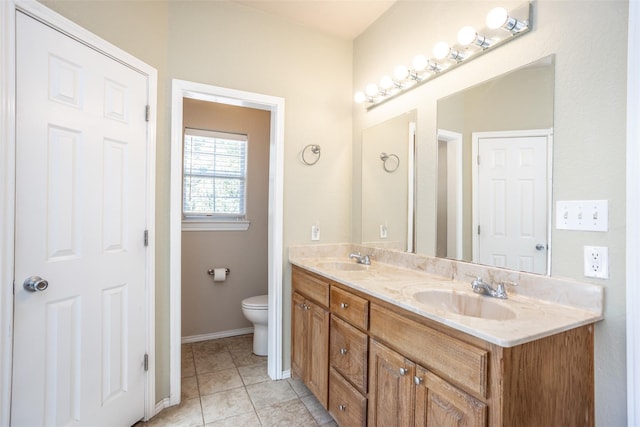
{"left": 23, "top": 276, "right": 48, "bottom": 292}
{"left": 535, "top": 244, "right": 546, "bottom": 251}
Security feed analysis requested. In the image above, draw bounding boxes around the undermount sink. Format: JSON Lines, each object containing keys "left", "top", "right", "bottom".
{"left": 317, "top": 261, "right": 370, "bottom": 271}
{"left": 413, "top": 289, "right": 516, "bottom": 320}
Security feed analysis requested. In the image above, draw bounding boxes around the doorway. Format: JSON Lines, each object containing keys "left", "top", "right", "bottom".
{"left": 169, "top": 80, "right": 285, "bottom": 406}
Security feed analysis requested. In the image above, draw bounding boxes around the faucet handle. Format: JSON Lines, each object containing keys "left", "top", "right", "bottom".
{"left": 498, "top": 280, "right": 518, "bottom": 288}
{"left": 495, "top": 280, "right": 518, "bottom": 298}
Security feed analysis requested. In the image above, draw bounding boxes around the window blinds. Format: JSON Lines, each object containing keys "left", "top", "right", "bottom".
{"left": 183, "top": 128, "right": 248, "bottom": 218}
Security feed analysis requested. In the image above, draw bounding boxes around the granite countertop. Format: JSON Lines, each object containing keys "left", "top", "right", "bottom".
{"left": 289, "top": 250, "right": 604, "bottom": 348}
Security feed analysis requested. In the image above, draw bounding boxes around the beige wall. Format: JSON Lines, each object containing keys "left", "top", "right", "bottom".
{"left": 181, "top": 99, "right": 270, "bottom": 338}
{"left": 352, "top": 1, "right": 628, "bottom": 424}
{"left": 40, "top": 0, "right": 354, "bottom": 400}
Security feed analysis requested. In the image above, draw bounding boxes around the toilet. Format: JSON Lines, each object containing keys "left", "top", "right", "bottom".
{"left": 241, "top": 294, "right": 269, "bottom": 356}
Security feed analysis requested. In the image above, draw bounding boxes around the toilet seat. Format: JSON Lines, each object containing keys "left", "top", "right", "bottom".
{"left": 242, "top": 294, "right": 268, "bottom": 310}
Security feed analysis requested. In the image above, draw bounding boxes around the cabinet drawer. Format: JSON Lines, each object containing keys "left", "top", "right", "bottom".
{"left": 369, "top": 303, "right": 488, "bottom": 398}
{"left": 330, "top": 316, "right": 368, "bottom": 393}
{"left": 330, "top": 286, "right": 369, "bottom": 330}
{"left": 293, "top": 266, "right": 330, "bottom": 307}
{"left": 329, "top": 367, "right": 367, "bottom": 427}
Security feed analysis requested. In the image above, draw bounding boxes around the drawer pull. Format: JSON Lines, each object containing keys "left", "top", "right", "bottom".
{"left": 340, "top": 302, "right": 349, "bottom": 309}
{"left": 340, "top": 348, "right": 348, "bottom": 355}
{"left": 399, "top": 367, "right": 408, "bottom": 376}
{"left": 414, "top": 376, "right": 423, "bottom": 385}
{"left": 338, "top": 404, "right": 347, "bottom": 411}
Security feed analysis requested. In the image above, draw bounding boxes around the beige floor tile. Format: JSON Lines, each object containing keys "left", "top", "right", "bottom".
{"left": 246, "top": 379, "right": 298, "bottom": 409}
{"left": 143, "top": 397, "right": 203, "bottom": 427}
{"left": 256, "top": 398, "right": 318, "bottom": 427}
{"left": 230, "top": 349, "right": 267, "bottom": 368}
{"left": 301, "top": 394, "right": 334, "bottom": 426}
{"left": 238, "top": 362, "right": 270, "bottom": 386}
{"left": 182, "top": 348, "right": 196, "bottom": 378}
{"left": 182, "top": 375, "right": 200, "bottom": 400}
{"left": 193, "top": 339, "right": 227, "bottom": 355}
{"left": 204, "top": 411, "right": 262, "bottom": 427}
{"left": 201, "top": 387, "right": 255, "bottom": 424}
{"left": 194, "top": 350, "right": 235, "bottom": 374}
{"left": 198, "top": 368, "right": 243, "bottom": 396}
{"left": 222, "top": 334, "right": 253, "bottom": 352}
{"left": 320, "top": 421, "right": 338, "bottom": 427}
{"left": 287, "top": 377, "right": 312, "bottom": 398}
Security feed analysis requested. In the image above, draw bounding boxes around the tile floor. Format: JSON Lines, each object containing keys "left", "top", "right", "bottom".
{"left": 142, "top": 334, "right": 337, "bottom": 427}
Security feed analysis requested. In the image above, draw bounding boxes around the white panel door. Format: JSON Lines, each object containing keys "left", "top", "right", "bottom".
{"left": 475, "top": 134, "right": 549, "bottom": 274}
{"left": 12, "top": 12, "right": 148, "bottom": 426}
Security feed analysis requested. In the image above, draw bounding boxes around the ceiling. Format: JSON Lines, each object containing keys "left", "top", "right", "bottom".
{"left": 232, "top": 0, "right": 397, "bottom": 40}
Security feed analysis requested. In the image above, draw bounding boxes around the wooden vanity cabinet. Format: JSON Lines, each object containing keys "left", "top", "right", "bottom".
{"left": 368, "top": 339, "right": 415, "bottom": 427}
{"left": 291, "top": 266, "right": 595, "bottom": 427}
{"left": 291, "top": 268, "right": 330, "bottom": 408}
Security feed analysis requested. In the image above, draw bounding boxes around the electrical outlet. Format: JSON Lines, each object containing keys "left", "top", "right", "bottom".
{"left": 311, "top": 221, "right": 320, "bottom": 241}
{"left": 584, "top": 246, "right": 609, "bottom": 279}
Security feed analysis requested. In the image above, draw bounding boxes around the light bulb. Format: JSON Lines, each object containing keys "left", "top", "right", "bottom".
{"left": 354, "top": 91, "right": 366, "bottom": 103}
{"left": 412, "top": 55, "right": 429, "bottom": 72}
{"left": 432, "top": 42, "right": 451, "bottom": 60}
{"left": 458, "top": 26, "right": 477, "bottom": 46}
{"left": 365, "top": 83, "right": 379, "bottom": 97}
{"left": 380, "top": 75, "right": 394, "bottom": 90}
{"left": 486, "top": 7, "right": 508, "bottom": 29}
{"left": 394, "top": 65, "right": 409, "bottom": 81}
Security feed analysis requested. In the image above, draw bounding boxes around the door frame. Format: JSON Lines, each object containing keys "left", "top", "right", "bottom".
{"left": 471, "top": 129, "right": 553, "bottom": 275}
{"left": 0, "top": 0, "right": 157, "bottom": 423}
{"left": 627, "top": 1, "right": 640, "bottom": 424}
{"left": 169, "top": 79, "right": 285, "bottom": 406}
{"left": 436, "top": 129, "right": 463, "bottom": 260}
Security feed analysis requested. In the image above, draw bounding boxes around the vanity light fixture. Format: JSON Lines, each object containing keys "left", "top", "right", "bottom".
{"left": 433, "top": 42, "right": 467, "bottom": 62}
{"left": 354, "top": 2, "right": 531, "bottom": 108}
{"left": 486, "top": 6, "right": 528, "bottom": 33}
{"left": 457, "top": 26, "right": 493, "bottom": 49}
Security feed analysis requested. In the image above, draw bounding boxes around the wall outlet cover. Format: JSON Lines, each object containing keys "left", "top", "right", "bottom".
{"left": 583, "top": 246, "right": 609, "bottom": 279}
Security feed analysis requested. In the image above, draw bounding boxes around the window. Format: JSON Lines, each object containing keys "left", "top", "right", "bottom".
{"left": 182, "top": 128, "right": 250, "bottom": 231}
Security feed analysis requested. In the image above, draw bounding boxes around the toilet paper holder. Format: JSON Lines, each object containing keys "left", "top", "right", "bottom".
{"left": 208, "top": 268, "right": 230, "bottom": 276}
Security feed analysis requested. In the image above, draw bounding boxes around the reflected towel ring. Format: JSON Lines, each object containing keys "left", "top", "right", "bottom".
{"left": 380, "top": 152, "right": 400, "bottom": 172}
{"left": 302, "top": 144, "right": 321, "bottom": 166}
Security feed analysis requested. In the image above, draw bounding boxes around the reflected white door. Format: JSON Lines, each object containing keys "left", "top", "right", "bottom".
{"left": 473, "top": 131, "right": 550, "bottom": 274}
{"left": 12, "top": 12, "right": 148, "bottom": 426}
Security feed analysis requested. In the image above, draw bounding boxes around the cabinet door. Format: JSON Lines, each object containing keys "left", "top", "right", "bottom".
{"left": 414, "top": 366, "right": 487, "bottom": 427}
{"left": 368, "top": 339, "right": 415, "bottom": 427}
{"left": 291, "top": 292, "right": 308, "bottom": 380}
{"left": 307, "top": 301, "right": 330, "bottom": 408}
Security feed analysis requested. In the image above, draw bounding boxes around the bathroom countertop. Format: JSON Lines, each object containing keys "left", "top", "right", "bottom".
{"left": 289, "top": 254, "right": 604, "bottom": 348}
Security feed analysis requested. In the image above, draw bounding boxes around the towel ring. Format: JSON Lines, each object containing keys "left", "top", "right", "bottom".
{"left": 380, "top": 152, "right": 400, "bottom": 173}
{"left": 302, "top": 144, "right": 321, "bottom": 166}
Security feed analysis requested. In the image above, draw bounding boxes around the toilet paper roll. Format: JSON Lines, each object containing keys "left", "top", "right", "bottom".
{"left": 212, "top": 268, "right": 227, "bottom": 282}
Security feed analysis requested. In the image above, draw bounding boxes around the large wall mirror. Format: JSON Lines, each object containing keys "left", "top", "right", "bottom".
{"left": 359, "top": 55, "right": 555, "bottom": 275}
{"left": 361, "top": 110, "right": 416, "bottom": 252}
{"left": 436, "top": 55, "right": 554, "bottom": 275}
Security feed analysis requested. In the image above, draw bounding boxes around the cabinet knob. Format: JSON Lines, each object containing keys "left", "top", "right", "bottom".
{"left": 338, "top": 404, "right": 346, "bottom": 411}
{"left": 399, "top": 367, "right": 408, "bottom": 376}
{"left": 414, "top": 376, "right": 423, "bottom": 385}
{"left": 340, "top": 302, "right": 349, "bottom": 309}
{"left": 301, "top": 303, "right": 309, "bottom": 311}
{"left": 340, "top": 348, "right": 348, "bottom": 355}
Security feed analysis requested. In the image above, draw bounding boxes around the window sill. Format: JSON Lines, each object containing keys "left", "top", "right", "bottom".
{"left": 182, "top": 219, "right": 250, "bottom": 232}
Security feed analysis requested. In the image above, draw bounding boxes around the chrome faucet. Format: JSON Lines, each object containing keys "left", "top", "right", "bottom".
{"left": 466, "top": 274, "right": 517, "bottom": 299}
{"left": 349, "top": 252, "right": 372, "bottom": 265}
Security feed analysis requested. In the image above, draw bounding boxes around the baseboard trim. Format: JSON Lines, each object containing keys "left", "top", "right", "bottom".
{"left": 281, "top": 369, "right": 291, "bottom": 379}
{"left": 181, "top": 327, "right": 254, "bottom": 344}
{"left": 152, "top": 397, "right": 172, "bottom": 420}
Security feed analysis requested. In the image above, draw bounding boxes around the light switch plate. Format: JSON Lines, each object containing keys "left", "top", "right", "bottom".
{"left": 556, "top": 200, "right": 608, "bottom": 231}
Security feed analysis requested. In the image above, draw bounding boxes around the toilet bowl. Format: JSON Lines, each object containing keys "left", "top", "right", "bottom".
{"left": 241, "top": 294, "right": 268, "bottom": 356}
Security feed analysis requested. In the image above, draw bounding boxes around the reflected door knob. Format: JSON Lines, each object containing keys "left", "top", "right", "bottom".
{"left": 23, "top": 276, "right": 48, "bottom": 292}
{"left": 535, "top": 244, "right": 546, "bottom": 251}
